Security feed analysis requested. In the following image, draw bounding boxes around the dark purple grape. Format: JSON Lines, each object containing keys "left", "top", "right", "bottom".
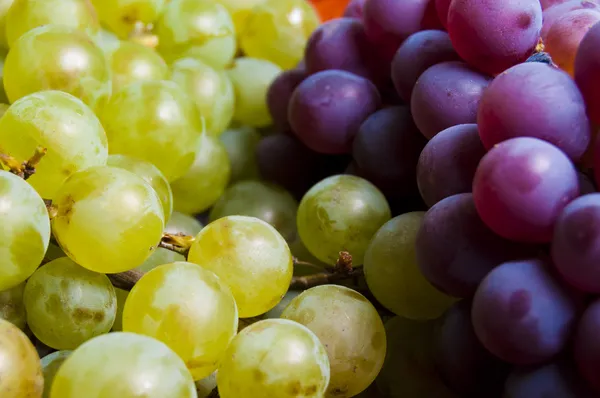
{"left": 416, "top": 193, "right": 537, "bottom": 298}
{"left": 447, "top": 0, "right": 542, "bottom": 75}
{"left": 436, "top": 0, "right": 451, "bottom": 27}
{"left": 391, "top": 30, "right": 460, "bottom": 102}
{"left": 472, "top": 259, "right": 579, "bottom": 365}
{"left": 579, "top": 172, "right": 597, "bottom": 195}
{"left": 575, "top": 19, "right": 600, "bottom": 125}
{"left": 473, "top": 137, "right": 579, "bottom": 243}
{"left": 542, "top": 0, "right": 600, "bottom": 40}
{"left": 411, "top": 61, "right": 491, "bottom": 139}
{"left": 417, "top": 124, "right": 486, "bottom": 207}
{"left": 343, "top": 0, "right": 366, "bottom": 18}
{"left": 478, "top": 62, "right": 590, "bottom": 161}
{"left": 288, "top": 69, "right": 381, "bottom": 154}
{"left": 266, "top": 68, "right": 306, "bottom": 132}
{"left": 575, "top": 299, "right": 600, "bottom": 393}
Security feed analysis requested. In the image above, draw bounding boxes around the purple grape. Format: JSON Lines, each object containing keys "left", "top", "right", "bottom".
{"left": 391, "top": 30, "right": 460, "bottom": 102}
{"left": 417, "top": 124, "right": 486, "bottom": 207}
{"left": 575, "top": 19, "right": 600, "bottom": 125}
{"left": 473, "top": 137, "right": 579, "bottom": 243}
{"left": 416, "top": 193, "right": 537, "bottom": 298}
{"left": 478, "top": 62, "right": 590, "bottom": 161}
{"left": 411, "top": 61, "right": 491, "bottom": 139}
{"left": 288, "top": 70, "right": 381, "bottom": 154}
{"left": 575, "top": 299, "right": 600, "bottom": 393}
{"left": 579, "top": 172, "right": 597, "bottom": 195}
{"left": 472, "top": 259, "right": 579, "bottom": 365}
{"left": 447, "top": 0, "right": 542, "bottom": 75}
{"left": 266, "top": 68, "right": 306, "bottom": 132}
{"left": 435, "top": 0, "right": 451, "bottom": 27}
{"left": 542, "top": 0, "right": 600, "bottom": 40}
{"left": 343, "top": 0, "right": 366, "bottom": 19}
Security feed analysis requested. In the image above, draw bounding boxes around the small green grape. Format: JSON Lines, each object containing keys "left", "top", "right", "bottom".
{"left": 0, "top": 282, "right": 26, "bottom": 330}
{"left": 188, "top": 216, "right": 293, "bottom": 318}
{"left": 170, "top": 57, "right": 234, "bottom": 137}
{"left": 41, "top": 351, "right": 71, "bottom": 398}
{"left": 136, "top": 249, "right": 183, "bottom": 272}
{"left": 91, "top": 28, "right": 120, "bottom": 55}
{"left": 123, "top": 262, "right": 238, "bottom": 380}
{"left": 0, "top": 170, "right": 50, "bottom": 291}
{"left": 51, "top": 166, "right": 165, "bottom": 274}
{"left": 215, "top": 0, "right": 267, "bottom": 35}
{"left": 281, "top": 285, "right": 386, "bottom": 397}
{"left": 264, "top": 290, "right": 301, "bottom": 319}
{"left": 228, "top": 57, "right": 282, "bottom": 128}
{"left": 171, "top": 132, "right": 231, "bottom": 214}
{"left": 50, "top": 332, "right": 197, "bottom": 398}
{"left": 109, "top": 41, "right": 168, "bottom": 92}
{"left": 100, "top": 80, "right": 202, "bottom": 182}
{"left": 0, "top": 0, "right": 13, "bottom": 49}
{"left": 195, "top": 372, "right": 217, "bottom": 398}
{"left": 219, "top": 125, "right": 261, "bottom": 183}
{"left": 111, "top": 288, "right": 129, "bottom": 332}
{"left": 165, "top": 211, "right": 204, "bottom": 236}
{"left": 91, "top": 0, "right": 166, "bottom": 39}
{"left": 210, "top": 180, "right": 298, "bottom": 242}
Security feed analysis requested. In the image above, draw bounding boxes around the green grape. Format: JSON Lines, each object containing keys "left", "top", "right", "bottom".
{"left": 281, "top": 285, "right": 386, "bottom": 397}
{"left": 170, "top": 57, "right": 234, "bottom": 137}
{"left": 188, "top": 215, "right": 293, "bottom": 318}
{"left": 45, "top": 243, "right": 66, "bottom": 262}
{"left": 228, "top": 57, "right": 282, "bottom": 128}
{"left": 100, "top": 80, "right": 202, "bottom": 182}
{"left": 217, "top": 319, "right": 330, "bottom": 398}
{"left": 264, "top": 289, "right": 301, "bottom": 319}
{"left": 0, "top": 170, "right": 50, "bottom": 291}
{"left": 297, "top": 175, "right": 391, "bottom": 266}
{"left": 109, "top": 41, "right": 168, "bottom": 92}
{"left": 364, "top": 212, "right": 457, "bottom": 320}
{"left": 50, "top": 332, "right": 197, "bottom": 398}
{"left": 111, "top": 288, "right": 129, "bottom": 332}
{"left": 41, "top": 351, "right": 71, "bottom": 398}
{"left": 0, "top": 318, "right": 43, "bottom": 398}
{"left": 0, "top": 0, "right": 13, "bottom": 49}
{"left": 136, "top": 249, "right": 184, "bottom": 272}
{"left": 123, "top": 261, "right": 238, "bottom": 380}
{"left": 4, "top": 25, "right": 111, "bottom": 111}
{"left": 0, "top": 282, "right": 26, "bottom": 330}
{"left": 0, "top": 49, "right": 8, "bottom": 103}
{"left": 52, "top": 166, "right": 165, "bottom": 273}
{"left": 91, "top": 28, "right": 121, "bottom": 55}
{"left": 219, "top": 125, "right": 261, "bottom": 183}
{"left": 288, "top": 237, "right": 329, "bottom": 276}
{"left": 215, "top": 0, "right": 267, "bottom": 35}
{"left": 156, "top": 0, "right": 236, "bottom": 68}
{"left": 195, "top": 372, "right": 217, "bottom": 398}
{"left": 240, "top": 0, "right": 320, "bottom": 70}
{"left": 0, "top": 103, "right": 8, "bottom": 117}
{"left": 210, "top": 180, "right": 298, "bottom": 242}
{"left": 171, "top": 132, "right": 231, "bottom": 214}
{"left": 91, "top": 0, "right": 166, "bottom": 39}
{"left": 107, "top": 154, "right": 173, "bottom": 223}
{"left": 165, "top": 211, "right": 204, "bottom": 236}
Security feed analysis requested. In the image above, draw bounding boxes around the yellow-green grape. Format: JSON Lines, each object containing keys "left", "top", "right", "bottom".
{"left": 170, "top": 57, "right": 234, "bottom": 137}
{"left": 91, "top": 0, "right": 166, "bottom": 39}
{"left": 4, "top": 26, "right": 111, "bottom": 111}
{"left": 0, "top": 102, "right": 8, "bottom": 117}
{"left": 0, "top": 318, "right": 43, "bottom": 398}
{"left": 0, "top": 282, "right": 26, "bottom": 330}
{"left": 0, "top": 49, "right": 7, "bottom": 103}
{"left": 109, "top": 41, "right": 168, "bottom": 92}
{"left": 123, "top": 262, "right": 238, "bottom": 380}
{"left": 107, "top": 154, "right": 173, "bottom": 223}
{"left": 0, "top": 171, "right": 50, "bottom": 291}
{"left": 41, "top": 351, "right": 71, "bottom": 398}
{"left": 171, "top": 132, "right": 231, "bottom": 214}
{"left": 215, "top": 0, "right": 267, "bottom": 35}
{"left": 52, "top": 166, "right": 165, "bottom": 273}
{"left": 50, "top": 332, "right": 197, "bottom": 398}
{"left": 364, "top": 212, "right": 457, "bottom": 320}
{"left": 219, "top": 125, "right": 261, "bottom": 183}
{"left": 188, "top": 216, "right": 293, "bottom": 318}
{"left": 281, "top": 285, "right": 386, "bottom": 397}
{"left": 156, "top": 0, "right": 236, "bottom": 68}
{"left": 297, "top": 175, "right": 391, "bottom": 266}
{"left": 195, "top": 372, "right": 217, "bottom": 398}
{"left": 100, "top": 80, "right": 202, "bottom": 182}
{"left": 0, "top": 0, "right": 13, "bottom": 49}
{"left": 165, "top": 211, "right": 204, "bottom": 236}
{"left": 136, "top": 248, "right": 183, "bottom": 272}
{"left": 210, "top": 180, "right": 298, "bottom": 242}
{"left": 264, "top": 290, "right": 301, "bottom": 319}
{"left": 240, "top": 0, "right": 320, "bottom": 70}
{"left": 91, "top": 28, "right": 120, "bottom": 55}
{"left": 111, "top": 288, "right": 129, "bottom": 332}
{"left": 228, "top": 57, "right": 282, "bottom": 128}
{"left": 217, "top": 319, "right": 330, "bottom": 398}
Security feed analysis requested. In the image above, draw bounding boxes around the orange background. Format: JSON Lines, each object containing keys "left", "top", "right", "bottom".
{"left": 309, "top": 0, "right": 350, "bottom": 21}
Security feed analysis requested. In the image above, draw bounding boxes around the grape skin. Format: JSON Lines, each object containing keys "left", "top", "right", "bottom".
{"left": 575, "top": 17, "right": 600, "bottom": 125}
{"left": 0, "top": 282, "right": 26, "bottom": 330}
{"left": 266, "top": 67, "right": 306, "bottom": 132}
{"left": 219, "top": 125, "right": 261, "bottom": 183}
{"left": 111, "top": 288, "right": 128, "bottom": 332}
{"left": 0, "top": 0, "right": 13, "bottom": 49}
{"left": 108, "top": 41, "right": 169, "bottom": 93}
{"left": 343, "top": 0, "right": 366, "bottom": 18}
{"left": 214, "top": 0, "right": 267, "bottom": 34}
{"left": 165, "top": 211, "right": 204, "bottom": 237}
{"left": 41, "top": 351, "right": 71, "bottom": 398}
{"left": 575, "top": 299, "right": 600, "bottom": 393}
{"left": 435, "top": 0, "right": 451, "bottom": 27}
{"left": 541, "top": 0, "right": 600, "bottom": 40}
{"left": 92, "top": 0, "right": 166, "bottom": 39}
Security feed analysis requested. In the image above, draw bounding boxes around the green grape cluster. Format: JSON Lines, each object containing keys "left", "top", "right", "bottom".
{"left": 41, "top": 351, "right": 71, "bottom": 398}
{"left": 0, "top": 282, "right": 26, "bottom": 330}
{"left": 219, "top": 125, "right": 261, "bottom": 183}
{"left": 107, "top": 40, "right": 169, "bottom": 92}
{"left": 92, "top": 0, "right": 166, "bottom": 39}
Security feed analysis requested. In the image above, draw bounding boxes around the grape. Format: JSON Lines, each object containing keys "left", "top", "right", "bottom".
{"left": 111, "top": 288, "right": 128, "bottom": 332}
{"left": 0, "top": 318, "right": 43, "bottom": 398}
{"left": 228, "top": 57, "right": 282, "bottom": 128}
{"left": 170, "top": 132, "right": 231, "bottom": 214}
{"left": 165, "top": 211, "right": 204, "bottom": 236}
{"left": 91, "top": 0, "right": 166, "bottom": 39}
{"left": 123, "top": 262, "right": 238, "bottom": 380}
{"left": 52, "top": 166, "right": 165, "bottom": 273}
{"left": 107, "top": 154, "right": 173, "bottom": 223}
{"left": 108, "top": 41, "right": 168, "bottom": 93}
{"left": 217, "top": 319, "right": 330, "bottom": 398}
{"left": 0, "top": 0, "right": 13, "bottom": 49}
{"left": 416, "top": 193, "right": 537, "bottom": 298}
{"left": 50, "top": 332, "right": 197, "bottom": 397}
{"left": 188, "top": 216, "right": 293, "bottom": 318}
{"left": 264, "top": 290, "right": 301, "bottom": 319}
{"left": 435, "top": 0, "right": 451, "bottom": 27}
{"left": 447, "top": 0, "right": 542, "bottom": 75}
{"left": 156, "top": 0, "right": 235, "bottom": 68}
{"left": 417, "top": 124, "right": 486, "bottom": 207}
{"left": 575, "top": 19, "right": 600, "bottom": 125}
{"left": 266, "top": 67, "right": 306, "bottom": 132}
{"left": 41, "top": 351, "right": 71, "bottom": 398}
{"left": 574, "top": 299, "right": 600, "bottom": 392}
{"left": 219, "top": 125, "right": 261, "bottom": 183}
{"left": 91, "top": 28, "right": 120, "bottom": 55}
{"left": 411, "top": 61, "right": 491, "bottom": 140}
{"left": 579, "top": 172, "right": 597, "bottom": 194}
{"left": 0, "top": 282, "right": 26, "bottom": 330}
{"left": 195, "top": 372, "right": 217, "bottom": 398}
{"left": 289, "top": 70, "right": 381, "bottom": 154}
{"left": 473, "top": 137, "right": 579, "bottom": 243}
{"left": 0, "top": 171, "right": 50, "bottom": 291}
{"left": 364, "top": 212, "right": 456, "bottom": 320}
{"left": 542, "top": 0, "right": 590, "bottom": 9}
{"left": 472, "top": 259, "right": 579, "bottom": 364}
{"left": 100, "top": 80, "right": 202, "bottom": 182}
{"left": 210, "top": 181, "right": 298, "bottom": 242}
{"left": 170, "top": 59, "right": 233, "bottom": 137}
{"left": 215, "top": 0, "right": 267, "bottom": 34}
{"left": 240, "top": 0, "right": 320, "bottom": 70}
{"left": 282, "top": 285, "right": 386, "bottom": 397}
{"left": 343, "top": 0, "right": 366, "bottom": 18}
{"left": 136, "top": 248, "right": 183, "bottom": 273}
{"left": 391, "top": 30, "right": 460, "bottom": 102}
{"left": 541, "top": 0, "right": 600, "bottom": 40}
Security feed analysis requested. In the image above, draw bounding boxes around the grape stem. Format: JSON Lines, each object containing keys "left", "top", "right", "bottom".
{"left": 158, "top": 232, "right": 195, "bottom": 255}
{"left": 0, "top": 146, "right": 47, "bottom": 180}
